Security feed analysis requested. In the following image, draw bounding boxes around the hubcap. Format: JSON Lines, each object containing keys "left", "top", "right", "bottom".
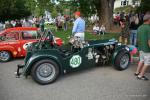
{"left": 36, "top": 63, "right": 56, "bottom": 81}
{"left": 120, "top": 54, "right": 129, "bottom": 68}
{"left": 0, "top": 51, "right": 10, "bottom": 61}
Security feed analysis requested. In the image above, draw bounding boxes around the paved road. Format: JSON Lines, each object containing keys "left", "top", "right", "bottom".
{"left": 0, "top": 59, "right": 150, "bottom": 100}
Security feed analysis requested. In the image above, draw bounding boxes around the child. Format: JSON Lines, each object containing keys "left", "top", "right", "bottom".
{"left": 100, "top": 25, "right": 106, "bottom": 35}
{"left": 93, "top": 23, "right": 100, "bottom": 34}
{"left": 128, "top": 45, "right": 138, "bottom": 62}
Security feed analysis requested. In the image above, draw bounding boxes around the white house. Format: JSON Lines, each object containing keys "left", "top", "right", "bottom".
{"left": 114, "top": 0, "right": 141, "bottom": 9}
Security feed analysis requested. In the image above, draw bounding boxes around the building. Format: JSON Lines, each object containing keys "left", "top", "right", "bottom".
{"left": 114, "top": 0, "right": 141, "bottom": 9}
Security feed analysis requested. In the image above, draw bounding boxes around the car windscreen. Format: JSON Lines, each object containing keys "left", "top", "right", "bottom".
{"left": 22, "top": 31, "right": 41, "bottom": 40}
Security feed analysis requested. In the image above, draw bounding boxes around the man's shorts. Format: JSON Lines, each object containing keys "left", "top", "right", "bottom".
{"left": 74, "top": 32, "right": 84, "bottom": 41}
{"left": 139, "top": 51, "right": 150, "bottom": 65}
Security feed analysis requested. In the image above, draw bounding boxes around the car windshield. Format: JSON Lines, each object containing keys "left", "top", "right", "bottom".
{"left": 40, "top": 29, "right": 54, "bottom": 40}
{"left": 22, "top": 30, "right": 41, "bottom": 40}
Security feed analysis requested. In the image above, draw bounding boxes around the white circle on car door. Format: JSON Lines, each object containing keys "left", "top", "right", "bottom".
{"left": 70, "top": 55, "right": 82, "bottom": 68}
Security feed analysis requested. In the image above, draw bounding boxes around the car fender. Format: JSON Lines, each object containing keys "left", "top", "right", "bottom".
{"left": 112, "top": 45, "right": 130, "bottom": 64}
{"left": 23, "top": 54, "right": 63, "bottom": 76}
{"left": 0, "top": 45, "right": 18, "bottom": 57}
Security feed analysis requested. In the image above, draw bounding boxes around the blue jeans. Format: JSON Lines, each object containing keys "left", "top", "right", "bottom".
{"left": 130, "top": 30, "right": 137, "bottom": 46}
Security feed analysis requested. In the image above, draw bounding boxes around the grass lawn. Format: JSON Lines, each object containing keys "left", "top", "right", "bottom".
{"left": 45, "top": 25, "right": 119, "bottom": 44}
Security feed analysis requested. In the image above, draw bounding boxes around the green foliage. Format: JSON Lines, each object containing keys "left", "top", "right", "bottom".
{"left": 25, "top": 0, "right": 37, "bottom": 14}
{"left": 36, "top": 0, "right": 54, "bottom": 16}
{"left": 56, "top": 0, "right": 97, "bottom": 17}
{"left": 114, "top": 5, "right": 136, "bottom": 13}
{"left": 0, "top": 0, "right": 31, "bottom": 22}
{"left": 78, "top": 0, "right": 96, "bottom": 17}
{"left": 51, "top": 7, "right": 58, "bottom": 18}
{"left": 138, "top": 0, "right": 150, "bottom": 13}
{"left": 20, "top": 0, "right": 54, "bottom": 17}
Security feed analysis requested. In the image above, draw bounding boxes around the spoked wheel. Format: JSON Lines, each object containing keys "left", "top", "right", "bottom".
{"left": 114, "top": 51, "right": 130, "bottom": 70}
{"left": 31, "top": 59, "right": 59, "bottom": 85}
{"left": 0, "top": 51, "right": 11, "bottom": 62}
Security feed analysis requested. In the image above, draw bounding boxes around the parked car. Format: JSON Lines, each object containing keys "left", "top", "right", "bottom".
{"left": 0, "top": 27, "right": 63, "bottom": 62}
{"left": 16, "top": 29, "right": 131, "bottom": 85}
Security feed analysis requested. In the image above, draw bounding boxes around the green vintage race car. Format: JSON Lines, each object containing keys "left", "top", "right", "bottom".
{"left": 16, "top": 29, "right": 131, "bottom": 85}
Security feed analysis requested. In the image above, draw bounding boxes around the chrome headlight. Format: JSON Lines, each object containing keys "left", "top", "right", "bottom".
{"left": 117, "top": 43, "right": 122, "bottom": 46}
{"left": 125, "top": 46, "right": 130, "bottom": 51}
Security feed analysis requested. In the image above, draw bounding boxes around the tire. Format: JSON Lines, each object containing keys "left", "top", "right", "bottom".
{"left": 0, "top": 51, "right": 11, "bottom": 62}
{"left": 114, "top": 51, "right": 130, "bottom": 71}
{"left": 31, "top": 59, "right": 60, "bottom": 85}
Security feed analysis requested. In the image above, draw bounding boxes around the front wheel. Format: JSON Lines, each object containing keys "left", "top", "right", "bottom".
{"left": 0, "top": 51, "right": 11, "bottom": 62}
{"left": 31, "top": 59, "right": 59, "bottom": 85}
{"left": 114, "top": 51, "right": 130, "bottom": 70}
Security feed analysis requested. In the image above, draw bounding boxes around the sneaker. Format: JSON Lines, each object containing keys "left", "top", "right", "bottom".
{"left": 134, "top": 73, "right": 139, "bottom": 76}
{"left": 137, "top": 76, "right": 149, "bottom": 81}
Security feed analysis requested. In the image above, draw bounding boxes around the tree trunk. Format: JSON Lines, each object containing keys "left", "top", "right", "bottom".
{"left": 95, "top": 0, "right": 114, "bottom": 29}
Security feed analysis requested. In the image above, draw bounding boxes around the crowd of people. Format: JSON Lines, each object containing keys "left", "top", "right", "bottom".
{"left": 113, "top": 12, "right": 144, "bottom": 46}
{"left": 0, "top": 15, "right": 70, "bottom": 32}
{"left": 0, "top": 17, "right": 44, "bottom": 31}
{"left": 115, "top": 11, "right": 150, "bottom": 81}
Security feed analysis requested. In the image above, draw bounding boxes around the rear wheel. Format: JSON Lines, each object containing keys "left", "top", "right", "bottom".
{"left": 0, "top": 51, "right": 11, "bottom": 62}
{"left": 31, "top": 59, "right": 59, "bottom": 85}
{"left": 114, "top": 51, "right": 130, "bottom": 70}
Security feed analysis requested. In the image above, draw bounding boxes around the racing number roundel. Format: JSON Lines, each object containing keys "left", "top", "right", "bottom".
{"left": 70, "top": 55, "right": 82, "bottom": 68}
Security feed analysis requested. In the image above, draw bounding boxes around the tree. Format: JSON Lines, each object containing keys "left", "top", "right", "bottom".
{"left": 0, "top": 0, "right": 31, "bottom": 22}
{"left": 77, "top": 0, "right": 115, "bottom": 29}
{"left": 138, "top": 0, "right": 150, "bottom": 13}
{"left": 51, "top": 7, "right": 58, "bottom": 18}
{"left": 25, "top": 0, "right": 37, "bottom": 14}
{"left": 36, "top": 0, "right": 54, "bottom": 16}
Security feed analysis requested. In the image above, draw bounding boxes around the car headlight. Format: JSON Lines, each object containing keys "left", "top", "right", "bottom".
{"left": 117, "top": 43, "right": 121, "bottom": 46}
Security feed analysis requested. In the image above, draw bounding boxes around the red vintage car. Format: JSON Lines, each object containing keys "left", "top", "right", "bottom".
{"left": 0, "top": 27, "right": 63, "bottom": 62}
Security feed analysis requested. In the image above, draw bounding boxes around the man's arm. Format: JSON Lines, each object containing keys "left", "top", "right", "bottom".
{"left": 72, "top": 20, "right": 78, "bottom": 34}
{"left": 148, "top": 40, "right": 150, "bottom": 47}
{"left": 148, "top": 30, "right": 150, "bottom": 47}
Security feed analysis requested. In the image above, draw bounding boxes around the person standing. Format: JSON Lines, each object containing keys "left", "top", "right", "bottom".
{"left": 39, "top": 16, "right": 45, "bottom": 32}
{"left": 135, "top": 13, "right": 150, "bottom": 81}
{"left": 22, "top": 19, "right": 32, "bottom": 27}
{"left": 129, "top": 14, "right": 139, "bottom": 46}
{"left": 119, "top": 16, "right": 130, "bottom": 45}
{"left": 72, "top": 11, "right": 85, "bottom": 41}
{"left": 0, "top": 22, "right": 4, "bottom": 31}
{"left": 15, "top": 20, "right": 22, "bottom": 27}
{"left": 63, "top": 15, "right": 68, "bottom": 31}
{"left": 5, "top": 21, "right": 13, "bottom": 29}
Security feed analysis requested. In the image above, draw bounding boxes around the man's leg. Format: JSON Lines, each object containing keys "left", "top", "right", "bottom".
{"left": 135, "top": 61, "right": 144, "bottom": 74}
{"left": 137, "top": 64, "right": 149, "bottom": 80}
{"left": 137, "top": 53, "right": 150, "bottom": 80}
{"left": 138, "top": 64, "right": 149, "bottom": 77}
{"left": 134, "top": 31, "right": 137, "bottom": 46}
{"left": 130, "top": 31, "right": 133, "bottom": 45}
{"left": 119, "top": 36, "right": 122, "bottom": 43}
{"left": 135, "top": 51, "right": 144, "bottom": 74}
{"left": 124, "top": 38, "right": 128, "bottom": 45}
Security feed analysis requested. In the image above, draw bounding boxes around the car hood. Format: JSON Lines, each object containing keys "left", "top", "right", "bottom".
{"left": 0, "top": 40, "right": 17, "bottom": 46}
{"left": 88, "top": 38, "right": 118, "bottom": 46}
